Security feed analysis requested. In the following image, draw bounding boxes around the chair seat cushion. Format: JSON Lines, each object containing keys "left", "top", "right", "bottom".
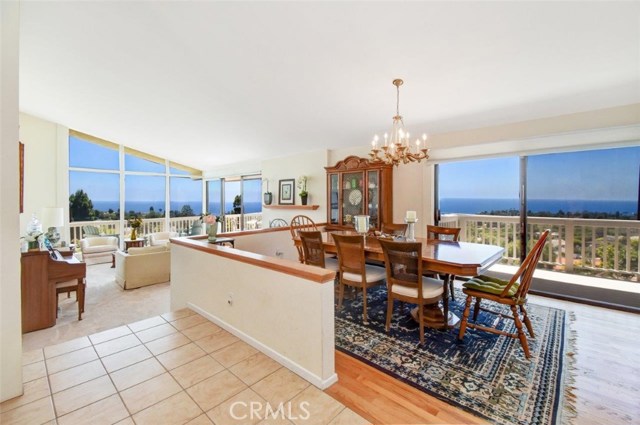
{"left": 324, "top": 257, "right": 339, "bottom": 272}
{"left": 463, "top": 274, "right": 519, "bottom": 296}
{"left": 343, "top": 265, "right": 386, "bottom": 283}
{"left": 392, "top": 276, "right": 443, "bottom": 298}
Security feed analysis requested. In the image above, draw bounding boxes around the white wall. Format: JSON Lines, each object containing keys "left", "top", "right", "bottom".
{"left": 18, "top": 113, "right": 70, "bottom": 243}
{"left": 1, "top": 0, "right": 23, "bottom": 402}
{"left": 170, "top": 243, "right": 336, "bottom": 388}
{"left": 261, "top": 149, "right": 329, "bottom": 226}
{"left": 230, "top": 228, "right": 299, "bottom": 261}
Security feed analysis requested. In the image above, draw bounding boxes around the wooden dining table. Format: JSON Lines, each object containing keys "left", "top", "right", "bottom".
{"left": 294, "top": 231, "right": 505, "bottom": 329}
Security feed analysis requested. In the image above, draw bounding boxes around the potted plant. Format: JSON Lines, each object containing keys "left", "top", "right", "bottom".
{"left": 127, "top": 216, "right": 143, "bottom": 240}
{"left": 203, "top": 214, "right": 221, "bottom": 242}
{"left": 297, "top": 175, "right": 309, "bottom": 205}
{"left": 263, "top": 179, "right": 273, "bottom": 205}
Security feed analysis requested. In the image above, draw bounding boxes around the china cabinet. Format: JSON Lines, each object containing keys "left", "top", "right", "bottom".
{"left": 325, "top": 156, "right": 393, "bottom": 231}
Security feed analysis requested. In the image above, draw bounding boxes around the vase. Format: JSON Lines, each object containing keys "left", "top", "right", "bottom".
{"left": 207, "top": 223, "right": 218, "bottom": 242}
{"left": 28, "top": 240, "right": 39, "bottom": 251}
{"left": 263, "top": 192, "right": 273, "bottom": 205}
{"left": 131, "top": 228, "right": 137, "bottom": 240}
{"left": 301, "top": 194, "right": 308, "bottom": 205}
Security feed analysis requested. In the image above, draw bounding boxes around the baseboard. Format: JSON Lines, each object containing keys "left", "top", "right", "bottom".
{"left": 187, "top": 302, "right": 338, "bottom": 389}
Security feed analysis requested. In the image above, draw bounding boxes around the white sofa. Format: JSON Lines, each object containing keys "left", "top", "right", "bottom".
{"left": 149, "top": 231, "right": 178, "bottom": 247}
{"left": 115, "top": 245, "right": 170, "bottom": 290}
{"left": 80, "top": 236, "right": 119, "bottom": 264}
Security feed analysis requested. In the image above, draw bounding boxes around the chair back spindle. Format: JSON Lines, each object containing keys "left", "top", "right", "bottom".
{"left": 298, "top": 231, "right": 326, "bottom": 268}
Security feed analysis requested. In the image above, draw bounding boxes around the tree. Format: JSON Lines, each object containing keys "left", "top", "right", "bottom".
{"left": 233, "top": 195, "right": 242, "bottom": 214}
{"left": 180, "top": 205, "right": 195, "bottom": 217}
{"left": 69, "top": 189, "right": 94, "bottom": 221}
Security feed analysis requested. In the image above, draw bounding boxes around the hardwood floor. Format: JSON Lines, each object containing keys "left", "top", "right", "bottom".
{"left": 325, "top": 292, "right": 640, "bottom": 425}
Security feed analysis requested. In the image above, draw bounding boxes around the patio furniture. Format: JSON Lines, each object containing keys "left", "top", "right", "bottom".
{"left": 426, "top": 225, "right": 462, "bottom": 300}
{"left": 458, "top": 229, "right": 550, "bottom": 358}
{"left": 149, "top": 231, "right": 178, "bottom": 247}
{"left": 269, "top": 218, "right": 288, "bottom": 228}
{"left": 80, "top": 236, "right": 119, "bottom": 264}
{"left": 378, "top": 239, "right": 444, "bottom": 344}
{"left": 115, "top": 245, "right": 170, "bottom": 289}
{"left": 290, "top": 215, "right": 317, "bottom": 263}
{"left": 332, "top": 233, "right": 386, "bottom": 324}
{"left": 298, "top": 230, "right": 338, "bottom": 271}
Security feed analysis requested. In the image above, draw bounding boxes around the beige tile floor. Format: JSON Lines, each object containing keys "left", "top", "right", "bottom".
{"left": 2, "top": 308, "right": 368, "bottom": 425}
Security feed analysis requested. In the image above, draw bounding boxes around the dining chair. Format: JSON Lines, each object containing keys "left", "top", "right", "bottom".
{"left": 290, "top": 215, "right": 318, "bottom": 263}
{"left": 426, "top": 225, "right": 462, "bottom": 301}
{"left": 378, "top": 239, "right": 444, "bottom": 344}
{"left": 298, "top": 231, "right": 338, "bottom": 271}
{"left": 457, "top": 229, "right": 550, "bottom": 359}
{"left": 332, "top": 234, "right": 386, "bottom": 324}
{"left": 56, "top": 278, "right": 86, "bottom": 321}
{"left": 381, "top": 223, "right": 408, "bottom": 237}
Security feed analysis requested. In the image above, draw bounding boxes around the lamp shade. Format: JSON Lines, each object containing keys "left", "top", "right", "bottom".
{"left": 41, "top": 207, "right": 64, "bottom": 228}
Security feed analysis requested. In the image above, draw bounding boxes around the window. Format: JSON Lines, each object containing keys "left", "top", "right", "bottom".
{"left": 170, "top": 177, "right": 202, "bottom": 217}
{"left": 69, "top": 134, "right": 118, "bottom": 170}
{"left": 69, "top": 171, "right": 119, "bottom": 221}
{"left": 124, "top": 175, "right": 165, "bottom": 219}
{"left": 206, "top": 175, "right": 263, "bottom": 231}
{"left": 437, "top": 146, "right": 640, "bottom": 286}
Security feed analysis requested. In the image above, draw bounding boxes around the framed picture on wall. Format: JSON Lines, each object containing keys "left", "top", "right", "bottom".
{"left": 278, "top": 179, "right": 295, "bottom": 205}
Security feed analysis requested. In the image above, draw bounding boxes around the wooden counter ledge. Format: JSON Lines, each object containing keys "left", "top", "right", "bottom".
{"left": 170, "top": 237, "right": 335, "bottom": 284}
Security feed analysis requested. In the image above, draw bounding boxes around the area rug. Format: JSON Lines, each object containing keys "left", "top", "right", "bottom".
{"left": 335, "top": 285, "right": 576, "bottom": 425}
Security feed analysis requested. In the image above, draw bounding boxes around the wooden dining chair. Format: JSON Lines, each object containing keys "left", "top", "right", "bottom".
{"left": 426, "top": 225, "right": 462, "bottom": 301}
{"left": 381, "top": 223, "right": 408, "bottom": 237}
{"left": 298, "top": 231, "right": 338, "bottom": 271}
{"left": 290, "top": 215, "right": 318, "bottom": 263}
{"left": 332, "top": 234, "right": 386, "bottom": 324}
{"left": 457, "top": 230, "right": 550, "bottom": 359}
{"left": 378, "top": 239, "right": 444, "bottom": 344}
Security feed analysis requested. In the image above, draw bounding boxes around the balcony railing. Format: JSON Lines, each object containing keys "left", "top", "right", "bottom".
{"left": 440, "top": 214, "right": 640, "bottom": 280}
{"left": 69, "top": 213, "right": 263, "bottom": 247}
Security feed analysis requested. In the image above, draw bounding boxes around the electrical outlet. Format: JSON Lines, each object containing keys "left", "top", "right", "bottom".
{"left": 227, "top": 292, "right": 233, "bottom": 306}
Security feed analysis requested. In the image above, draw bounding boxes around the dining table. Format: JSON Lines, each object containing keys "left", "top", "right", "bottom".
{"left": 293, "top": 231, "right": 505, "bottom": 329}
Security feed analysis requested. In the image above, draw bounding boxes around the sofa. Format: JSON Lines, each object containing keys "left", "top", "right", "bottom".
{"left": 115, "top": 245, "right": 170, "bottom": 290}
{"left": 80, "top": 236, "right": 119, "bottom": 264}
{"left": 149, "top": 231, "right": 178, "bottom": 247}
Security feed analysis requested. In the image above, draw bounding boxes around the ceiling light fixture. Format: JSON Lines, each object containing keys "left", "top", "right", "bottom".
{"left": 369, "top": 79, "right": 429, "bottom": 166}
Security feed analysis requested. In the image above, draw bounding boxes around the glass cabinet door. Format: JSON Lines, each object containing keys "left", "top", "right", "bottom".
{"left": 329, "top": 174, "right": 339, "bottom": 224}
{"left": 367, "top": 170, "right": 380, "bottom": 228}
{"left": 342, "top": 171, "right": 364, "bottom": 225}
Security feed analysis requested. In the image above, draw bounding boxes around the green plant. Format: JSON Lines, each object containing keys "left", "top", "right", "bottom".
{"left": 297, "top": 175, "right": 308, "bottom": 197}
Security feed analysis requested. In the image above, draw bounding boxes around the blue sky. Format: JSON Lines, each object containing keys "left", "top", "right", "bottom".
{"left": 440, "top": 146, "right": 640, "bottom": 200}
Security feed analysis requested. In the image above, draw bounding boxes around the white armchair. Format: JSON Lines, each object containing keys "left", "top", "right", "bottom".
{"left": 115, "top": 245, "right": 170, "bottom": 289}
{"left": 149, "top": 231, "right": 178, "bottom": 247}
{"left": 80, "top": 236, "right": 119, "bottom": 264}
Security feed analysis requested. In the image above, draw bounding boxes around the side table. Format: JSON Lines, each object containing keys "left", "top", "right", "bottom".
{"left": 124, "top": 239, "right": 145, "bottom": 252}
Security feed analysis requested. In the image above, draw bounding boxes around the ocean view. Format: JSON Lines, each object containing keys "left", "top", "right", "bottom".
{"left": 93, "top": 200, "right": 263, "bottom": 214}
{"left": 440, "top": 198, "right": 638, "bottom": 215}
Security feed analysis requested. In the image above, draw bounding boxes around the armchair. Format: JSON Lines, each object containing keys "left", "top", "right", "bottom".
{"left": 80, "top": 236, "right": 118, "bottom": 264}
{"left": 149, "top": 231, "right": 178, "bottom": 247}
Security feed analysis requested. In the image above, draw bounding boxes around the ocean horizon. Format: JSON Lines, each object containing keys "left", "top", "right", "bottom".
{"left": 440, "top": 198, "right": 637, "bottom": 215}
{"left": 93, "top": 200, "right": 262, "bottom": 214}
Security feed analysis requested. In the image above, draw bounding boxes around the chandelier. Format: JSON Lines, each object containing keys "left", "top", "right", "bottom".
{"left": 369, "top": 79, "right": 429, "bottom": 166}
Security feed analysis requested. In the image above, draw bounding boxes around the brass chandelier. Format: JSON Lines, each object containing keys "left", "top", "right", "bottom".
{"left": 369, "top": 79, "right": 429, "bottom": 166}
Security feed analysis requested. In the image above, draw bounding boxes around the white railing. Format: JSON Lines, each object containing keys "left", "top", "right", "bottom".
{"left": 69, "top": 213, "right": 263, "bottom": 246}
{"left": 441, "top": 214, "right": 640, "bottom": 279}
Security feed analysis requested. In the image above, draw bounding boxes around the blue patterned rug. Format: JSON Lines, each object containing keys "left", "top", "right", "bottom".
{"left": 335, "top": 285, "right": 575, "bottom": 425}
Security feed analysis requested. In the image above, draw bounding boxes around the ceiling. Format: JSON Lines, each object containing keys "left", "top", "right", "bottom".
{"left": 19, "top": 1, "right": 640, "bottom": 171}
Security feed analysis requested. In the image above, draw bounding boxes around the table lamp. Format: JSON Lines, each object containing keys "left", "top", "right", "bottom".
{"left": 41, "top": 207, "right": 64, "bottom": 246}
